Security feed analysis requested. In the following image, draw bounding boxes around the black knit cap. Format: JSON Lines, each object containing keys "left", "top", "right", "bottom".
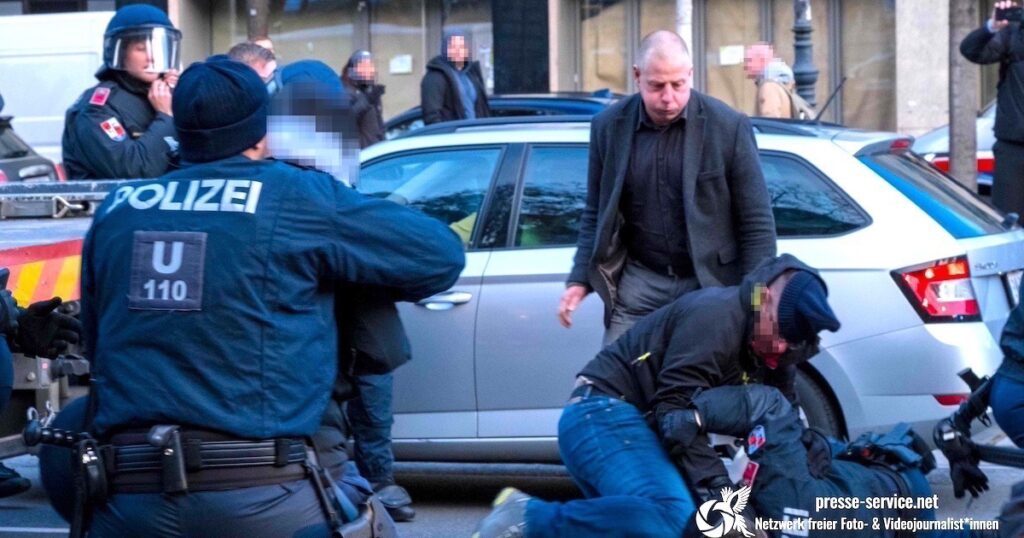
{"left": 173, "top": 58, "right": 269, "bottom": 163}
{"left": 777, "top": 271, "right": 841, "bottom": 344}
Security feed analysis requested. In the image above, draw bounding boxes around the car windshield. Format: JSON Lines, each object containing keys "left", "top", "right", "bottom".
{"left": 860, "top": 151, "right": 1007, "bottom": 239}
{"left": 0, "top": 126, "right": 31, "bottom": 159}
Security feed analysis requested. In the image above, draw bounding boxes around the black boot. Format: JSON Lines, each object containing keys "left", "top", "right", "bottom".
{"left": 375, "top": 483, "right": 415, "bottom": 522}
{"left": 0, "top": 462, "right": 30, "bottom": 498}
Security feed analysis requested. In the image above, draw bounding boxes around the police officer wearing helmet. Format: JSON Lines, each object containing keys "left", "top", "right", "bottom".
{"left": 62, "top": 5, "right": 181, "bottom": 179}
{"left": 474, "top": 254, "right": 841, "bottom": 538}
{"left": 74, "top": 58, "right": 464, "bottom": 536}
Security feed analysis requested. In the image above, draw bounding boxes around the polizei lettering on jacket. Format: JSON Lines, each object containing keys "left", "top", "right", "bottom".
{"left": 106, "top": 180, "right": 263, "bottom": 214}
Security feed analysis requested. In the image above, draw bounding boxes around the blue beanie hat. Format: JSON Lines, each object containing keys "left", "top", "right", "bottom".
{"left": 173, "top": 58, "right": 269, "bottom": 163}
{"left": 777, "top": 271, "right": 841, "bottom": 344}
{"left": 273, "top": 60, "right": 349, "bottom": 116}
{"left": 280, "top": 60, "right": 345, "bottom": 93}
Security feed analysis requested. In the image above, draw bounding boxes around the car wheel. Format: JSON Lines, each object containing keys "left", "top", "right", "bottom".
{"left": 795, "top": 369, "right": 844, "bottom": 440}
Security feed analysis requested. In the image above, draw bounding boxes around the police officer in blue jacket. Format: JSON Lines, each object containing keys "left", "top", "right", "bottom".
{"left": 77, "top": 58, "right": 465, "bottom": 536}
{"left": 62, "top": 5, "right": 182, "bottom": 179}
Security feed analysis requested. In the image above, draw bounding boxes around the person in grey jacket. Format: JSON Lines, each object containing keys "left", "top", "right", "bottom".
{"left": 420, "top": 30, "right": 490, "bottom": 125}
{"left": 558, "top": 31, "right": 777, "bottom": 346}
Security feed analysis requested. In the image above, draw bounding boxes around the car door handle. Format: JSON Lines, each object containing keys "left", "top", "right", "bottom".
{"left": 416, "top": 291, "right": 473, "bottom": 311}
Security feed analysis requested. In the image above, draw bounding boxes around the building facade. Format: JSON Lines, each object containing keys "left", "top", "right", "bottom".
{"left": 0, "top": 0, "right": 1004, "bottom": 135}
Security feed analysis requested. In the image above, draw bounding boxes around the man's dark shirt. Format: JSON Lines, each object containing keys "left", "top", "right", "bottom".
{"left": 620, "top": 101, "right": 694, "bottom": 278}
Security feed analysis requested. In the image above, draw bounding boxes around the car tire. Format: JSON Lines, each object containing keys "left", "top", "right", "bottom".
{"left": 795, "top": 369, "right": 844, "bottom": 440}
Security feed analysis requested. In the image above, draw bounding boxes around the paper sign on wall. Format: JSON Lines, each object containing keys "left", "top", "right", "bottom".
{"left": 389, "top": 54, "right": 413, "bottom": 75}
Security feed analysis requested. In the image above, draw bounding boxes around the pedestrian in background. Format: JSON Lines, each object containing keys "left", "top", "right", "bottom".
{"left": 227, "top": 42, "right": 279, "bottom": 94}
{"left": 743, "top": 42, "right": 815, "bottom": 119}
{"left": 558, "top": 30, "right": 777, "bottom": 346}
{"left": 421, "top": 30, "right": 490, "bottom": 125}
{"left": 62, "top": 5, "right": 181, "bottom": 179}
{"left": 342, "top": 50, "right": 387, "bottom": 148}
{"left": 961, "top": 0, "right": 1024, "bottom": 219}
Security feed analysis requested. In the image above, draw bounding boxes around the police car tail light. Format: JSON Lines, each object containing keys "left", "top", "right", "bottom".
{"left": 0, "top": 169, "right": 7, "bottom": 183}
{"left": 892, "top": 256, "right": 981, "bottom": 322}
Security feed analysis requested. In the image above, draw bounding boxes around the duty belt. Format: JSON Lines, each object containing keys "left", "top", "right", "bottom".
{"left": 107, "top": 429, "right": 308, "bottom": 494}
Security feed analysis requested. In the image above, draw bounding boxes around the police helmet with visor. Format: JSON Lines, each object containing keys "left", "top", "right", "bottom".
{"left": 102, "top": 5, "right": 181, "bottom": 75}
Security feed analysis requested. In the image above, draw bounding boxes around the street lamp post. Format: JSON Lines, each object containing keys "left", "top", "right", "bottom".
{"left": 792, "top": 0, "right": 819, "bottom": 107}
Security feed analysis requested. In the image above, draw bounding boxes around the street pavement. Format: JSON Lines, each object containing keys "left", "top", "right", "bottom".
{"left": 0, "top": 442, "right": 1021, "bottom": 537}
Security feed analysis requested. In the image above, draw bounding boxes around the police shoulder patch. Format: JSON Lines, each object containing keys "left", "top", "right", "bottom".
{"left": 89, "top": 87, "right": 111, "bottom": 106}
{"left": 100, "top": 117, "right": 126, "bottom": 142}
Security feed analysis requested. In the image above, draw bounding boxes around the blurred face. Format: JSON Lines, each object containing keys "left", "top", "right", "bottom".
{"left": 749, "top": 284, "right": 789, "bottom": 367}
{"left": 123, "top": 39, "right": 160, "bottom": 83}
{"left": 354, "top": 58, "right": 376, "bottom": 82}
{"left": 633, "top": 51, "right": 692, "bottom": 126}
{"left": 447, "top": 36, "right": 469, "bottom": 64}
{"left": 744, "top": 44, "right": 773, "bottom": 80}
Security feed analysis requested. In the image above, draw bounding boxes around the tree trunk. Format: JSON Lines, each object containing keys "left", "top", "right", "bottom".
{"left": 950, "top": 0, "right": 979, "bottom": 192}
{"left": 246, "top": 0, "right": 270, "bottom": 40}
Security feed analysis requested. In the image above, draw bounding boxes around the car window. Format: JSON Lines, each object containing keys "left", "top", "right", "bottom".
{"left": 514, "top": 146, "right": 588, "bottom": 247}
{"left": 359, "top": 148, "right": 502, "bottom": 246}
{"left": 761, "top": 153, "right": 870, "bottom": 237}
{"left": 0, "top": 126, "right": 32, "bottom": 159}
{"left": 491, "top": 108, "right": 550, "bottom": 118}
{"left": 861, "top": 151, "right": 1006, "bottom": 239}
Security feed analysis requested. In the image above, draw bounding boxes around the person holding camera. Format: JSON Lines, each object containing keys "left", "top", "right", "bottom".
{"left": 961, "top": 1, "right": 1024, "bottom": 218}
{"left": 62, "top": 5, "right": 181, "bottom": 180}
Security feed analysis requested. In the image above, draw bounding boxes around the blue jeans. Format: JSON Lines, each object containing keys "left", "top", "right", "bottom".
{"left": 347, "top": 373, "right": 395, "bottom": 485}
{"left": 991, "top": 373, "right": 1024, "bottom": 448}
{"left": 525, "top": 397, "right": 695, "bottom": 538}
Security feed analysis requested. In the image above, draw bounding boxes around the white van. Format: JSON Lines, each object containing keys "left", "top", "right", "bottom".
{"left": 0, "top": 12, "right": 111, "bottom": 165}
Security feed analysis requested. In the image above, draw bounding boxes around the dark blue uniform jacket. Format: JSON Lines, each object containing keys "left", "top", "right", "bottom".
{"left": 62, "top": 73, "right": 177, "bottom": 179}
{"left": 81, "top": 156, "right": 465, "bottom": 439}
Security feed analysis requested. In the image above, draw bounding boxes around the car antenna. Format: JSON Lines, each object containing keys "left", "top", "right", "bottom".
{"left": 814, "top": 76, "right": 848, "bottom": 124}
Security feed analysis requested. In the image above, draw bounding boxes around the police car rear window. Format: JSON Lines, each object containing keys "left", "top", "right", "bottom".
{"left": 0, "top": 127, "right": 32, "bottom": 159}
{"left": 860, "top": 152, "right": 1006, "bottom": 239}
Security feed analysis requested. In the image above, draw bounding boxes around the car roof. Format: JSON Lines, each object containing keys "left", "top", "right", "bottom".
{"left": 362, "top": 116, "right": 906, "bottom": 161}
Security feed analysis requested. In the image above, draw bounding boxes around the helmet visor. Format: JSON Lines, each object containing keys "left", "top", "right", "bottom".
{"left": 107, "top": 27, "right": 181, "bottom": 73}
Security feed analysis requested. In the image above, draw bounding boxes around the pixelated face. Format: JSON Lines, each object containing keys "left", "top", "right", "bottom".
{"left": 744, "top": 43, "right": 774, "bottom": 79}
{"left": 447, "top": 35, "right": 469, "bottom": 64}
{"left": 123, "top": 39, "right": 160, "bottom": 83}
{"left": 749, "top": 283, "right": 789, "bottom": 368}
{"left": 633, "top": 52, "right": 692, "bottom": 126}
{"left": 354, "top": 58, "right": 376, "bottom": 82}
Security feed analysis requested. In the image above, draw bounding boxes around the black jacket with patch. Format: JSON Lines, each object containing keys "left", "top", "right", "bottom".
{"left": 62, "top": 71, "right": 176, "bottom": 179}
{"left": 578, "top": 254, "right": 827, "bottom": 487}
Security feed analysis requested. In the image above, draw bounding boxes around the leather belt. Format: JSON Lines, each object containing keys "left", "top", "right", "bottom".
{"left": 107, "top": 433, "right": 308, "bottom": 494}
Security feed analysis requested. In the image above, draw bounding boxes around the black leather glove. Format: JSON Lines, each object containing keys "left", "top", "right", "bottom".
{"left": 15, "top": 297, "right": 82, "bottom": 358}
{"left": 659, "top": 408, "right": 702, "bottom": 451}
{"left": 935, "top": 418, "right": 989, "bottom": 499}
{"left": 0, "top": 269, "right": 19, "bottom": 334}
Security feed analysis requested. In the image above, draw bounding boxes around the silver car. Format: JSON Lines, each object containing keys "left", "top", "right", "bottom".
{"left": 358, "top": 118, "right": 1022, "bottom": 464}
